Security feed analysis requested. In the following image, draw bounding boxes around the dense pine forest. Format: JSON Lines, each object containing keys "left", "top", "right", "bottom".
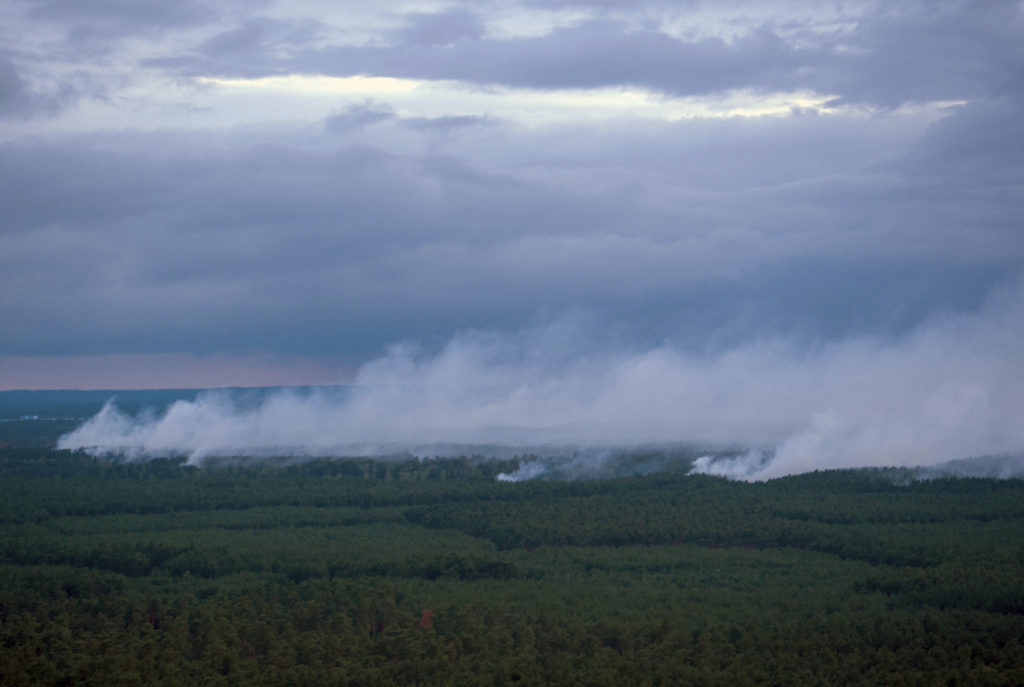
{"left": 1, "top": 416, "right": 1023, "bottom": 685}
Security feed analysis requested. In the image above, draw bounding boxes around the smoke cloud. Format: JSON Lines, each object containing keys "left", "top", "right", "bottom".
{"left": 58, "top": 277, "right": 1024, "bottom": 480}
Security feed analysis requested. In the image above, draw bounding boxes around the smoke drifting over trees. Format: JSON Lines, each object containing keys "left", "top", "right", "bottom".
{"left": 59, "top": 277, "right": 1024, "bottom": 479}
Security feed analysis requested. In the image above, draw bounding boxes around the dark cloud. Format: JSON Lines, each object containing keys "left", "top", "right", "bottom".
{"left": 199, "top": 16, "right": 323, "bottom": 60}
{"left": 201, "top": 20, "right": 270, "bottom": 57}
{"left": 324, "top": 101, "right": 396, "bottom": 133}
{"left": 895, "top": 95, "right": 1024, "bottom": 186}
{"left": 0, "top": 53, "right": 78, "bottom": 118}
{"left": 178, "top": 19, "right": 813, "bottom": 97}
{"left": 29, "top": 0, "right": 216, "bottom": 25}
{"left": 102, "top": 1, "right": 1021, "bottom": 108}
{"left": 403, "top": 114, "right": 496, "bottom": 133}
{"left": 400, "top": 8, "right": 485, "bottom": 46}
{"left": 1, "top": 98, "right": 1019, "bottom": 361}
{"left": 26, "top": 0, "right": 222, "bottom": 38}
{"left": 142, "top": 15, "right": 325, "bottom": 78}
{"left": 325, "top": 103, "right": 493, "bottom": 136}
{"left": 0, "top": 55, "right": 30, "bottom": 116}
{"left": 819, "top": 1, "right": 1024, "bottom": 107}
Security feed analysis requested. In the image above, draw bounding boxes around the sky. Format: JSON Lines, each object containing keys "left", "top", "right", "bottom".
{"left": 3, "top": 0, "right": 1024, "bottom": 474}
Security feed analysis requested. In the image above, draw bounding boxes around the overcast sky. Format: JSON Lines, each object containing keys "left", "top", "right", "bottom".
{"left": 2, "top": 0, "right": 1022, "bottom": 390}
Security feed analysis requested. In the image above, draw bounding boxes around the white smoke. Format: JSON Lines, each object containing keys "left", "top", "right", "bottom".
{"left": 58, "top": 277, "right": 1024, "bottom": 478}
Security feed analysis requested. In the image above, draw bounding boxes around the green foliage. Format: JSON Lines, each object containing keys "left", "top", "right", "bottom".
{"left": 2, "top": 449, "right": 1023, "bottom": 685}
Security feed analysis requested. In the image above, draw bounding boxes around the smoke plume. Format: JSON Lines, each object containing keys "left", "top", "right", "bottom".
{"left": 58, "top": 278, "right": 1024, "bottom": 479}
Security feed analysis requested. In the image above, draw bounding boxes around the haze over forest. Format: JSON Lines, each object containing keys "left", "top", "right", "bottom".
{"left": 3, "top": 0, "right": 1022, "bottom": 477}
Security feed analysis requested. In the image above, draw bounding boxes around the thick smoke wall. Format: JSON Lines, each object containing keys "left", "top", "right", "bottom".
{"left": 58, "top": 278, "right": 1024, "bottom": 480}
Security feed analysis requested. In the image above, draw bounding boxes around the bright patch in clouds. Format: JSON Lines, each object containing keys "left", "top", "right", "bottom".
{"left": 200, "top": 74, "right": 842, "bottom": 124}
{"left": 198, "top": 75, "right": 421, "bottom": 95}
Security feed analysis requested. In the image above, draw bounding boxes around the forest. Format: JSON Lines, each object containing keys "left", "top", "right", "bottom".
{"left": 1, "top": 413, "right": 1023, "bottom": 685}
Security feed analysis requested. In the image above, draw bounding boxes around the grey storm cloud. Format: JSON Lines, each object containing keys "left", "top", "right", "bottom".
{"left": 318, "top": 21, "right": 809, "bottom": 96}
{"left": 820, "top": 1, "right": 1024, "bottom": 107}
{"left": 389, "top": 3, "right": 1016, "bottom": 107}
{"left": 8, "top": 0, "right": 1021, "bottom": 121}
{"left": 0, "top": 53, "right": 78, "bottom": 118}
{"left": 323, "top": 101, "right": 396, "bottom": 133}
{"left": 26, "top": 0, "right": 228, "bottom": 39}
{"left": 74, "top": 1, "right": 1015, "bottom": 108}
{"left": 0, "top": 55, "right": 32, "bottom": 116}
{"left": 400, "top": 8, "right": 486, "bottom": 46}
{"left": 1, "top": 95, "right": 1019, "bottom": 358}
